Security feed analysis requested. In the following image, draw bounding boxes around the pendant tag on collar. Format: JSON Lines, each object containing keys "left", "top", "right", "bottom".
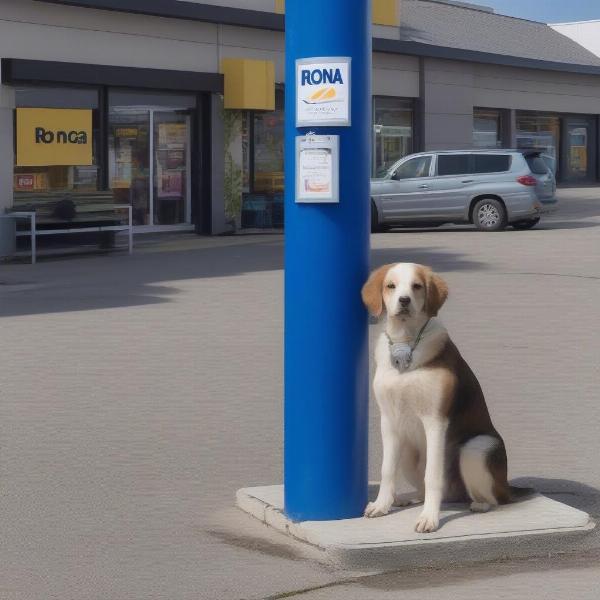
{"left": 390, "top": 342, "right": 413, "bottom": 371}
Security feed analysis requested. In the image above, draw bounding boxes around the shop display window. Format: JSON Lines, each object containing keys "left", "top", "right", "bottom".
{"left": 240, "top": 91, "right": 284, "bottom": 229}
{"left": 516, "top": 111, "right": 560, "bottom": 175}
{"left": 373, "top": 97, "right": 414, "bottom": 177}
{"left": 473, "top": 108, "right": 503, "bottom": 149}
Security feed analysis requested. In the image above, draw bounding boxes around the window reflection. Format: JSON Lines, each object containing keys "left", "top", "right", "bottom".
{"left": 473, "top": 108, "right": 502, "bottom": 148}
{"left": 516, "top": 112, "right": 560, "bottom": 175}
{"left": 373, "top": 97, "right": 414, "bottom": 177}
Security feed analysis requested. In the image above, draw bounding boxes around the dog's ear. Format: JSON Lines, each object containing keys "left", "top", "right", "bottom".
{"left": 362, "top": 264, "right": 394, "bottom": 317}
{"left": 425, "top": 270, "right": 449, "bottom": 317}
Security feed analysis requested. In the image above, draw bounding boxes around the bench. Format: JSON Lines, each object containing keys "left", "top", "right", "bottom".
{"left": 4, "top": 204, "right": 133, "bottom": 264}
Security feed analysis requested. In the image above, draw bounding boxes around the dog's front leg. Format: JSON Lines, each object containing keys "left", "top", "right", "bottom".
{"left": 365, "top": 413, "right": 398, "bottom": 518}
{"left": 415, "top": 416, "right": 448, "bottom": 533}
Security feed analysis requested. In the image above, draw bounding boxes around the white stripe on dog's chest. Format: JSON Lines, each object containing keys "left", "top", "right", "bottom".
{"left": 373, "top": 326, "right": 451, "bottom": 418}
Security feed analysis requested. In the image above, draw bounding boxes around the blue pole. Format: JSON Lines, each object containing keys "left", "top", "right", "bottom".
{"left": 284, "top": 0, "right": 372, "bottom": 521}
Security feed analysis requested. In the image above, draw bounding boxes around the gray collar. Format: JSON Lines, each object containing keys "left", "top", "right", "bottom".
{"left": 385, "top": 318, "right": 431, "bottom": 350}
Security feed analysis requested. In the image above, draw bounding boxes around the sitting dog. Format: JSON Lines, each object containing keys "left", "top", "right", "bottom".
{"left": 362, "top": 263, "right": 527, "bottom": 533}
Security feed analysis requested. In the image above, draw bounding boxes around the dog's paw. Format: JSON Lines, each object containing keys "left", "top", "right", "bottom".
{"left": 414, "top": 510, "right": 439, "bottom": 533}
{"left": 364, "top": 497, "right": 393, "bottom": 518}
{"left": 470, "top": 501, "right": 491, "bottom": 513}
{"left": 393, "top": 492, "right": 423, "bottom": 507}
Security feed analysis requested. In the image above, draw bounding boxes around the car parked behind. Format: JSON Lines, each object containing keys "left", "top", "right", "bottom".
{"left": 370, "top": 149, "right": 557, "bottom": 232}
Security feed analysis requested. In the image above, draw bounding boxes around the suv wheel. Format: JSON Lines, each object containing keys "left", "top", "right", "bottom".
{"left": 473, "top": 198, "right": 507, "bottom": 231}
{"left": 371, "top": 201, "right": 387, "bottom": 233}
{"left": 513, "top": 218, "right": 540, "bottom": 230}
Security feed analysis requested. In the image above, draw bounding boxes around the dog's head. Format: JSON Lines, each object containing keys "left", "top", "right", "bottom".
{"left": 361, "top": 263, "right": 448, "bottom": 321}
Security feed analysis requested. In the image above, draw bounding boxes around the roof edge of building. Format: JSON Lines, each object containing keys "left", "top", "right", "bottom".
{"left": 32, "top": 0, "right": 600, "bottom": 76}
{"left": 374, "top": 38, "right": 600, "bottom": 75}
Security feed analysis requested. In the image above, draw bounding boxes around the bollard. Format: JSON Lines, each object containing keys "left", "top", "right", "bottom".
{"left": 284, "top": 0, "right": 372, "bottom": 521}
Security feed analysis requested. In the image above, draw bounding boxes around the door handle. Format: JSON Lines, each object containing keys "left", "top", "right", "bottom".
{"left": 418, "top": 184, "right": 430, "bottom": 189}
{"left": 462, "top": 179, "right": 474, "bottom": 183}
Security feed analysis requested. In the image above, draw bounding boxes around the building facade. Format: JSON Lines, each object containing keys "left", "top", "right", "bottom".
{"left": 1, "top": 0, "right": 600, "bottom": 237}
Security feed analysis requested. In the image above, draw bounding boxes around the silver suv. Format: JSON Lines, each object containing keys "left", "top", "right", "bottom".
{"left": 370, "top": 150, "right": 557, "bottom": 232}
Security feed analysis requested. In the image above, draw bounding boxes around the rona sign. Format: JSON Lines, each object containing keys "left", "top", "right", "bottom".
{"left": 16, "top": 108, "right": 93, "bottom": 167}
{"left": 296, "top": 57, "right": 351, "bottom": 127}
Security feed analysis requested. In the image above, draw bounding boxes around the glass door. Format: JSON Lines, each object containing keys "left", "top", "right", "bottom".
{"left": 108, "top": 110, "right": 151, "bottom": 225}
{"left": 108, "top": 90, "right": 195, "bottom": 229}
{"left": 564, "top": 117, "right": 596, "bottom": 183}
{"left": 153, "top": 111, "right": 191, "bottom": 225}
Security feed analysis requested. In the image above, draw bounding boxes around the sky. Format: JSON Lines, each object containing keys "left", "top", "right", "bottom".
{"left": 459, "top": 0, "right": 600, "bottom": 24}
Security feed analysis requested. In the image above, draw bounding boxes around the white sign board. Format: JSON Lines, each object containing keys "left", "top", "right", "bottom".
{"left": 296, "top": 135, "right": 339, "bottom": 203}
{"left": 296, "top": 57, "right": 351, "bottom": 127}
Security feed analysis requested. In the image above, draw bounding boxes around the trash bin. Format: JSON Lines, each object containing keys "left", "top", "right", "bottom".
{"left": 0, "top": 216, "right": 16, "bottom": 258}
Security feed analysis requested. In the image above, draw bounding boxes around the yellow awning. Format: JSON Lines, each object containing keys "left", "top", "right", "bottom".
{"left": 274, "top": 0, "right": 399, "bottom": 27}
{"left": 221, "top": 58, "right": 276, "bottom": 111}
{"left": 373, "top": 0, "right": 400, "bottom": 26}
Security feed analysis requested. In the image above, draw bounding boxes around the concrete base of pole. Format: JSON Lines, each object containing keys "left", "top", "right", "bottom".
{"left": 236, "top": 484, "right": 595, "bottom": 569}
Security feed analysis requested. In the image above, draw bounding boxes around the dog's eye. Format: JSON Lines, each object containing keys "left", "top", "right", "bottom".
{"left": 412, "top": 283, "right": 423, "bottom": 291}
{"left": 386, "top": 282, "right": 396, "bottom": 289}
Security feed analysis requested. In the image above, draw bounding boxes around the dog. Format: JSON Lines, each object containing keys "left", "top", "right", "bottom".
{"left": 361, "top": 263, "right": 529, "bottom": 533}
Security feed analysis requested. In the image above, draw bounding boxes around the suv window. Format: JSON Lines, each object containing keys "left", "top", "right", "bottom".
{"left": 393, "top": 156, "right": 432, "bottom": 180}
{"left": 473, "top": 154, "right": 511, "bottom": 173}
{"left": 525, "top": 154, "right": 549, "bottom": 175}
{"left": 437, "top": 154, "right": 471, "bottom": 176}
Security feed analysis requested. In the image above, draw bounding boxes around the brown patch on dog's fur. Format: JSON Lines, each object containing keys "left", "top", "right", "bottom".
{"left": 424, "top": 339, "right": 511, "bottom": 504}
{"left": 488, "top": 443, "right": 511, "bottom": 504}
{"left": 423, "top": 267, "right": 448, "bottom": 317}
{"left": 361, "top": 264, "right": 395, "bottom": 316}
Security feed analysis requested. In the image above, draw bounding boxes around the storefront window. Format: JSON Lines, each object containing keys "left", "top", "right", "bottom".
{"left": 239, "top": 92, "right": 284, "bottom": 230}
{"left": 473, "top": 108, "right": 502, "bottom": 148}
{"left": 373, "top": 97, "right": 414, "bottom": 177}
{"left": 252, "top": 98, "right": 284, "bottom": 194}
{"left": 516, "top": 111, "right": 560, "bottom": 175}
{"left": 14, "top": 86, "right": 100, "bottom": 203}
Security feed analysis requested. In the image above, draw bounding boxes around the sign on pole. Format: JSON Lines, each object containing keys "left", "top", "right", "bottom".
{"left": 296, "top": 57, "right": 351, "bottom": 127}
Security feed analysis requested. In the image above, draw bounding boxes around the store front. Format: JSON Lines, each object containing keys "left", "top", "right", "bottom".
{"left": 471, "top": 107, "right": 598, "bottom": 184}
{"left": 516, "top": 111, "right": 598, "bottom": 184}
{"left": 5, "top": 59, "right": 222, "bottom": 236}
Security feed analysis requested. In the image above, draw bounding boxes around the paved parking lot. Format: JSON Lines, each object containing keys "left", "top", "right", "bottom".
{"left": 1, "top": 188, "right": 599, "bottom": 600}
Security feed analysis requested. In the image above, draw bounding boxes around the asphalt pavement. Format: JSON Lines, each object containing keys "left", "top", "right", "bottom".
{"left": 0, "top": 188, "right": 599, "bottom": 600}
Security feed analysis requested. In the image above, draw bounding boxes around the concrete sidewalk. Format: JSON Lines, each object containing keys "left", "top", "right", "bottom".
{"left": 1, "top": 188, "right": 599, "bottom": 600}
{"left": 237, "top": 485, "right": 594, "bottom": 570}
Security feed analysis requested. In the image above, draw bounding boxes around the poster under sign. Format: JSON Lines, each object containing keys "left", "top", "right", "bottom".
{"left": 156, "top": 122, "right": 187, "bottom": 198}
{"left": 296, "top": 135, "right": 339, "bottom": 203}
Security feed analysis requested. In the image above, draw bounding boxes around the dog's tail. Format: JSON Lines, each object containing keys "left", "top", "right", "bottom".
{"left": 509, "top": 485, "right": 536, "bottom": 502}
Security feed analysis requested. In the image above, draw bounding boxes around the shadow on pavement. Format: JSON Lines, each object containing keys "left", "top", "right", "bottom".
{"left": 0, "top": 240, "right": 482, "bottom": 318}
{"left": 371, "top": 247, "right": 486, "bottom": 272}
{"left": 511, "top": 477, "right": 600, "bottom": 515}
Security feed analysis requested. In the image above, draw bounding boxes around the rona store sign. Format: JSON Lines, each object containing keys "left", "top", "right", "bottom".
{"left": 296, "top": 58, "right": 351, "bottom": 127}
{"left": 16, "top": 108, "right": 93, "bottom": 167}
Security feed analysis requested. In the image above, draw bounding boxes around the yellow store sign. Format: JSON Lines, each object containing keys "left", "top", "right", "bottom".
{"left": 16, "top": 108, "right": 93, "bottom": 167}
